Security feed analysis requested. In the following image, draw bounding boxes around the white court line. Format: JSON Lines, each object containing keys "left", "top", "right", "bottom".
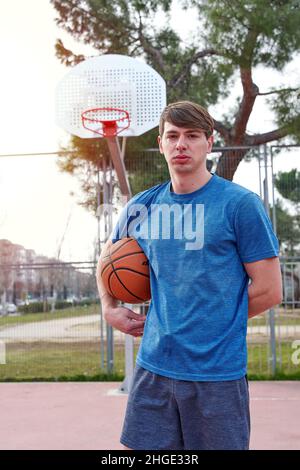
{"left": 251, "top": 397, "right": 300, "bottom": 401}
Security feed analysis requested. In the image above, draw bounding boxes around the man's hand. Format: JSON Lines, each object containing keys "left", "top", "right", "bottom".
{"left": 104, "top": 305, "right": 147, "bottom": 337}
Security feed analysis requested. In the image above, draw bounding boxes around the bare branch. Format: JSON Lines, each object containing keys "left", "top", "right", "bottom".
{"left": 168, "top": 49, "right": 220, "bottom": 89}
{"left": 258, "top": 87, "right": 299, "bottom": 96}
{"left": 137, "top": 13, "right": 166, "bottom": 72}
{"left": 249, "top": 127, "right": 288, "bottom": 146}
{"left": 213, "top": 119, "right": 231, "bottom": 141}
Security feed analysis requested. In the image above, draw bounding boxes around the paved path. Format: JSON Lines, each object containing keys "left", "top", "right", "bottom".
{"left": 0, "top": 315, "right": 124, "bottom": 342}
{"left": 0, "top": 314, "right": 300, "bottom": 342}
{"left": 0, "top": 381, "right": 299, "bottom": 450}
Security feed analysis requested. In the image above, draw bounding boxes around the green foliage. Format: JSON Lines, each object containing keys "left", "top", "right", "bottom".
{"left": 274, "top": 200, "right": 300, "bottom": 256}
{"left": 52, "top": 0, "right": 172, "bottom": 56}
{"left": 275, "top": 168, "right": 300, "bottom": 204}
{"left": 269, "top": 89, "right": 300, "bottom": 141}
{"left": 18, "top": 299, "right": 99, "bottom": 315}
{"left": 18, "top": 302, "right": 50, "bottom": 314}
{"left": 57, "top": 136, "right": 114, "bottom": 213}
{"left": 125, "top": 150, "right": 169, "bottom": 195}
{"left": 274, "top": 169, "right": 300, "bottom": 255}
{"left": 51, "top": 0, "right": 300, "bottom": 189}
{"left": 194, "top": 0, "right": 300, "bottom": 68}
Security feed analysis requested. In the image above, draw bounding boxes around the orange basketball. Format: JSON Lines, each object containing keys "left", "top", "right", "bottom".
{"left": 100, "top": 237, "right": 151, "bottom": 304}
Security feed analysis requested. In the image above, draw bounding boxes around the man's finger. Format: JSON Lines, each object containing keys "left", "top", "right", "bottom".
{"left": 128, "top": 320, "right": 145, "bottom": 331}
{"left": 127, "top": 311, "right": 147, "bottom": 321}
{"left": 132, "top": 330, "right": 144, "bottom": 337}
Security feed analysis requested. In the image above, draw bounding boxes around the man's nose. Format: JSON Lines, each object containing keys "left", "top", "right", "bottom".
{"left": 176, "top": 135, "right": 187, "bottom": 149}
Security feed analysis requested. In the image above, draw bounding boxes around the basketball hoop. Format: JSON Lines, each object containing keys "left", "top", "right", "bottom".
{"left": 81, "top": 107, "right": 130, "bottom": 137}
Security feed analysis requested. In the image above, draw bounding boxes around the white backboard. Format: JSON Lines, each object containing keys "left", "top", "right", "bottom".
{"left": 56, "top": 54, "right": 166, "bottom": 138}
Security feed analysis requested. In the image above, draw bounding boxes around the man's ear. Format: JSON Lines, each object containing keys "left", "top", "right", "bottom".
{"left": 157, "top": 135, "right": 163, "bottom": 154}
{"left": 207, "top": 134, "right": 214, "bottom": 154}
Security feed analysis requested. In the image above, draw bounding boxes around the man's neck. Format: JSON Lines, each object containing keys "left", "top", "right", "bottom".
{"left": 170, "top": 170, "right": 212, "bottom": 194}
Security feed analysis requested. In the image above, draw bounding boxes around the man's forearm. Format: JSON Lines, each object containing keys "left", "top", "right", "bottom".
{"left": 100, "top": 289, "right": 118, "bottom": 311}
{"left": 96, "top": 245, "right": 118, "bottom": 314}
{"left": 97, "top": 271, "right": 118, "bottom": 312}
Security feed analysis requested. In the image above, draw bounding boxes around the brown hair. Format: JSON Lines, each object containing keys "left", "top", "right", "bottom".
{"left": 159, "top": 101, "right": 214, "bottom": 138}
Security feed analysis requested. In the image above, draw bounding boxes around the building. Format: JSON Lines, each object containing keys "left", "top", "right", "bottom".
{"left": 0, "top": 239, "right": 97, "bottom": 303}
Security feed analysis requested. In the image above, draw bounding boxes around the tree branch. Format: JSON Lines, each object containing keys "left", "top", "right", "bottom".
{"left": 55, "top": 39, "right": 86, "bottom": 66}
{"left": 249, "top": 127, "right": 288, "bottom": 146}
{"left": 213, "top": 119, "right": 231, "bottom": 141}
{"left": 168, "top": 49, "right": 220, "bottom": 89}
{"left": 258, "top": 87, "right": 299, "bottom": 96}
{"left": 232, "top": 67, "right": 259, "bottom": 142}
{"left": 137, "top": 12, "right": 166, "bottom": 72}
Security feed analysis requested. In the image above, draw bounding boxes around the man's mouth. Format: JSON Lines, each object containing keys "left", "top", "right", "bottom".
{"left": 173, "top": 155, "right": 191, "bottom": 163}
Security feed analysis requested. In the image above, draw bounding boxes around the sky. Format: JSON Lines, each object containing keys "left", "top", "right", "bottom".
{"left": 0, "top": 0, "right": 299, "bottom": 262}
{"left": 0, "top": 0, "right": 100, "bottom": 262}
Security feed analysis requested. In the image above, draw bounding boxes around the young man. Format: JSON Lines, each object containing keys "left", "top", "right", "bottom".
{"left": 97, "top": 101, "right": 282, "bottom": 450}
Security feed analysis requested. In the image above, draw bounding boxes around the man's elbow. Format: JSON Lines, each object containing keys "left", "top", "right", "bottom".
{"left": 269, "top": 288, "right": 283, "bottom": 307}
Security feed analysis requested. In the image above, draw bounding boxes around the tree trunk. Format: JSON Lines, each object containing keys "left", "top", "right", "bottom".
{"left": 215, "top": 148, "right": 249, "bottom": 181}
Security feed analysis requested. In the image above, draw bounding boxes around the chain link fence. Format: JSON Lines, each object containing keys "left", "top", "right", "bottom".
{"left": 0, "top": 260, "right": 109, "bottom": 380}
{"left": 0, "top": 144, "right": 300, "bottom": 380}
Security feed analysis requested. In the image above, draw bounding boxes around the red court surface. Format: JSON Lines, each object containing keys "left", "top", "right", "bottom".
{"left": 0, "top": 381, "right": 299, "bottom": 450}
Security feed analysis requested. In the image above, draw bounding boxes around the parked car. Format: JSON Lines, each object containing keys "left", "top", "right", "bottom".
{"left": 281, "top": 269, "right": 300, "bottom": 308}
{"left": 6, "top": 303, "right": 17, "bottom": 314}
{"left": 66, "top": 296, "right": 79, "bottom": 304}
{"left": 0, "top": 303, "right": 17, "bottom": 315}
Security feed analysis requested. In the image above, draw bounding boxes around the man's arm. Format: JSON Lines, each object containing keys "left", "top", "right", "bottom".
{"left": 244, "top": 257, "right": 283, "bottom": 319}
{"left": 97, "top": 239, "right": 118, "bottom": 311}
{"left": 96, "top": 239, "right": 146, "bottom": 337}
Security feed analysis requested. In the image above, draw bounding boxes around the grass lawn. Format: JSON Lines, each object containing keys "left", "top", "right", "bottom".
{"left": 0, "top": 338, "right": 299, "bottom": 382}
{"left": 0, "top": 341, "right": 129, "bottom": 382}
{"left": 0, "top": 304, "right": 299, "bottom": 381}
{"left": 248, "top": 307, "right": 300, "bottom": 327}
{"left": 248, "top": 341, "right": 300, "bottom": 380}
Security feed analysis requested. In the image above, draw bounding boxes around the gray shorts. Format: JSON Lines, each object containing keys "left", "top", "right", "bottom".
{"left": 120, "top": 364, "right": 250, "bottom": 450}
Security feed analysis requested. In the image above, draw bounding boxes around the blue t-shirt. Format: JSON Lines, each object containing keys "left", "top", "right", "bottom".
{"left": 111, "top": 173, "right": 279, "bottom": 381}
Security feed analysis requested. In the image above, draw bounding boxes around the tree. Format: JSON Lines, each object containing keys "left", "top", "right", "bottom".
{"left": 274, "top": 169, "right": 300, "bottom": 255}
{"left": 52, "top": 0, "right": 300, "bottom": 187}
{"left": 275, "top": 168, "right": 300, "bottom": 207}
{"left": 274, "top": 200, "right": 300, "bottom": 256}
{"left": 57, "top": 136, "right": 113, "bottom": 212}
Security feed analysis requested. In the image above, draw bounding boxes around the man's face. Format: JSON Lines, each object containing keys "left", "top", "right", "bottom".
{"left": 158, "top": 122, "right": 214, "bottom": 174}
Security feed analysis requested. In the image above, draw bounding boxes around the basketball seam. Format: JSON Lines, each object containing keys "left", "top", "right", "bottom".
{"left": 101, "top": 238, "right": 134, "bottom": 265}
{"left": 110, "top": 238, "right": 136, "bottom": 256}
{"left": 113, "top": 267, "right": 150, "bottom": 278}
{"left": 102, "top": 248, "right": 144, "bottom": 260}
{"left": 108, "top": 269, "right": 146, "bottom": 302}
{"left": 100, "top": 251, "right": 145, "bottom": 277}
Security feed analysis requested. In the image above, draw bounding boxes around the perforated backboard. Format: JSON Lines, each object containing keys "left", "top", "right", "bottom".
{"left": 55, "top": 54, "right": 166, "bottom": 138}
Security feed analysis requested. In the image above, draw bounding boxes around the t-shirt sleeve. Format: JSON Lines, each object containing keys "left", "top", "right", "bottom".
{"left": 234, "top": 192, "right": 279, "bottom": 263}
